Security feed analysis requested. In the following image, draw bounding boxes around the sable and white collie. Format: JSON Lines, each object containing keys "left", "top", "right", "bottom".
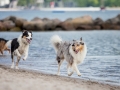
{"left": 8, "top": 30, "right": 32, "bottom": 69}
{"left": 51, "top": 35, "right": 87, "bottom": 76}
{"left": 0, "top": 38, "right": 10, "bottom": 55}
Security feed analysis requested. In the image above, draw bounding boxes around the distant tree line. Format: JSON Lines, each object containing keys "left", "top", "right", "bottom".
{"left": 17, "top": 0, "right": 120, "bottom": 7}
{"left": 75, "top": 0, "right": 120, "bottom": 7}
{"left": 17, "top": 0, "right": 36, "bottom": 6}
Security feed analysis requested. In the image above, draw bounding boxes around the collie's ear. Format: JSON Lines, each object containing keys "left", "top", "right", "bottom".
{"left": 80, "top": 37, "right": 82, "bottom": 41}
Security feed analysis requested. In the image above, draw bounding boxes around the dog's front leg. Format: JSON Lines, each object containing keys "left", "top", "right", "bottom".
{"left": 57, "top": 63, "right": 61, "bottom": 75}
{"left": 72, "top": 63, "right": 81, "bottom": 76}
{"left": 67, "top": 64, "right": 70, "bottom": 74}
{"left": 15, "top": 56, "right": 21, "bottom": 69}
{"left": 15, "top": 49, "right": 21, "bottom": 57}
{"left": 67, "top": 64, "right": 74, "bottom": 76}
{"left": 23, "top": 47, "right": 29, "bottom": 61}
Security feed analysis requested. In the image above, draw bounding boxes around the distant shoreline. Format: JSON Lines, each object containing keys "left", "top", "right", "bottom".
{"left": 0, "top": 7, "right": 120, "bottom": 11}
{"left": 0, "top": 8, "right": 20, "bottom": 11}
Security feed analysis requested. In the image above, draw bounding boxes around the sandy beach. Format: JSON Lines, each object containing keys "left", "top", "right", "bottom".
{"left": 0, "top": 64, "right": 119, "bottom": 90}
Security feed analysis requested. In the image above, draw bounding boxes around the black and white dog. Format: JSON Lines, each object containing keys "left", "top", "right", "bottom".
{"left": 8, "top": 30, "right": 32, "bottom": 69}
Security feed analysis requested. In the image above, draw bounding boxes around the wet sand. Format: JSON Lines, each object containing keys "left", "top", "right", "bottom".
{"left": 0, "top": 64, "right": 120, "bottom": 90}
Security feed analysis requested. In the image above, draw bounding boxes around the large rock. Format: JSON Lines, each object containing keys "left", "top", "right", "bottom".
{"left": 71, "top": 15, "right": 93, "bottom": 25}
{"left": 59, "top": 21, "right": 75, "bottom": 30}
{"left": 65, "top": 18, "right": 73, "bottom": 21}
{"left": 23, "top": 21, "right": 34, "bottom": 30}
{"left": 58, "top": 15, "right": 93, "bottom": 30}
{"left": 93, "top": 25, "right": 101, "bottom": 30}
{"left": 105, "top": 18, "right": 119, "bottom": 24}
{"left": 105, "top": 14, "right": 120, "bottom": 25}
{"left": 23, "top": 21, "right": 44, "bottom": 31}
{"left": 56, "top": 18, "right": 74, "bottom": 30}
{"left": 3, "top": 20, "right": 15, "bottom": 30}
{"left": 31, "top": 17, "right": 45, "bottom": 31}
{"left": 101, "top": 14, "right": 120, "bottom": 29}
{"left": 3, "top": 16, "right": 27, "bottom": 29}
{"left": 101, "top": 23, "right": 120, "bottom": 30}
{"left": 15, "top": 18, "right": 27, "bottom": 28}
{"left": 33, "top": 21, "right": 44, "bottom": 31}
{"left": 0, "top": 22, "right": 7, "bottom": 31}
{"left": 10, "top": 27, "right": 21, "bottom": 31}
{"left": 3, "top": 16, "right": 17, "bottom": 22}
{"left": 42, "top": 18, "right": 50, "bottom": 22}
{"left": 44, "top": 20, "right": 54, "bottom": 30}
{"left": 94, "top": 18, "right": 104, "bottom": 25}
{"left": 76, "top": 25, "right": 93, "bottom": 30}
{"left": 52, "top": 19, "right": 61, "bottom": 30}
{"left": 31, "top": 17, "right": 42, "bottom": 22}
{"left": 42, "top": 18, "right": 60, "bottom": 30}
{"left": 73, "top": 15, "right": 93, "bottom": 30}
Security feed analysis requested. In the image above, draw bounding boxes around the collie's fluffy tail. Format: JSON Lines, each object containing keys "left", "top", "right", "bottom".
{"left": 50, "top": 35, "right": 62, "bottom": 53}
{"left": 6, "top": 40, "right": 12, "bottom": 47}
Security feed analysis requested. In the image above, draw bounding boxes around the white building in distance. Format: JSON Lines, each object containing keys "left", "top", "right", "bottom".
{"left": 0, "top": 0, "right": 10, "bottom": 6}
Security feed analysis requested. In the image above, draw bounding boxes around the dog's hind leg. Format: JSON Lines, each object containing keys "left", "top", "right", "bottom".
{"left": 15, "top": 56, "right": 21, "bottom": 69}
{"left": 4, "top": 47, "right": 10, "bottom": 53}
{"left": 72, "top": 63, "right": 81, "bottom": 76}
{"left": 6, "top": 48, "right": 10, "bottom": 53}
{"left": 57, "top": 60, "right": 64, "bottom": 75}
{"left": 4, "top": 45, "right": 10, "bottom": 54}
{"left": 0, "top": 50, "right": 3, "bottom": 55}
{"left": 11, "top": 53, "right": 15, "bottom": 68}
{"left": 7, "top": 48, "right": 10, "bottom": 53}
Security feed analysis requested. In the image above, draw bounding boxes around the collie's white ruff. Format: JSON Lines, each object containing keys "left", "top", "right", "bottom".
{"left": 51, "top": 35, "right": 87, "bottom": 76}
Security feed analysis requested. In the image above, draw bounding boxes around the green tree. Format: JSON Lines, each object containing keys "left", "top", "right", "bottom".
{"left": 75, "top": 0, "right": 100, "bottom": 7}
{"left": 75, "top": 0, "right": 120, "bottom": 7}
{"left": 17, "top": 0, "right": 36, "bottom": 6}
{"left": 17, "top": 0, "right": 120, "bottom": 7}
{"left": 105, "top": 0, "right": 120, "bottom": 7}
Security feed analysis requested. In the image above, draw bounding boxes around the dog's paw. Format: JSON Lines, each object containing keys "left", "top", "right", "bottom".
{"left": 23, "top": 56, "right": 27, "bottom": 61}
{"left": 11, "top": 65, "right": 14, "bottom": 69}
{"left": 78, "top": 74, "right": 81, "bottom": 77}
{"left": 68, "top": 74, "right": 71, "bottom": 76}
{"left": 68, "top": 72, "right": 73, "bottom": 76}
{"left": 23, "top": 58, "right": 26, "bottom": 61}
{"left": 15, "top": 66, "right": 19, "bottom": 69}
{"left": 56, "top": 72, "right": 60, "bottom": 76}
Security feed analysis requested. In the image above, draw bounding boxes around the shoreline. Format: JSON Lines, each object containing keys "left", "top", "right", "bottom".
{"left": 0, "top": 7, "right": 120, "bottom": 11}
{"left": 0, "top": 64, "right": 120, "bottom": 90}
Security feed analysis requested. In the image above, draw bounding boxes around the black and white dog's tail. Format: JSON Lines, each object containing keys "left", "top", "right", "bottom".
{"left": 50, "top": 35, "right": 62, "bottom": 53}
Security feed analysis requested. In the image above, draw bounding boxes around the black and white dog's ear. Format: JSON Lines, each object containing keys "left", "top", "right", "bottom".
{"left": 29, "top": 30, "right": 32, "bottom": 34}
{"left": 73, "top": 39, "right": 76, "bottom": 42}
{"left": 22, "top": 30, "right": 27, "bottom": 33}
{"left": 80, "top": 37, "right": 82, "bottom": 41}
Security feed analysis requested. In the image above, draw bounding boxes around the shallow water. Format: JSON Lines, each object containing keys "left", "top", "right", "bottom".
{"left": 0, "top": 31, "right": 120, "bottom": 85}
